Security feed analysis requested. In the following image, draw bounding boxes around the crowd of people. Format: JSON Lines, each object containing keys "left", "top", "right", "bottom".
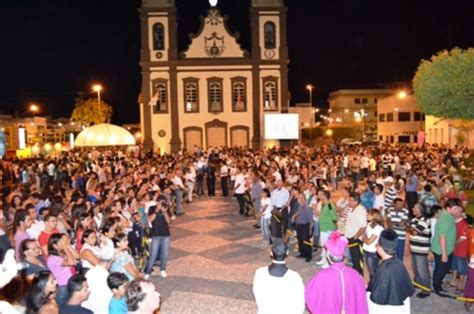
{"left": 0, "top": 142, "right": 472, "bottom": 313}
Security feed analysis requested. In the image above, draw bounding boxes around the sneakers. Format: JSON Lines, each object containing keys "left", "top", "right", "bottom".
{"left": 160, "top": 270, "right": 168, "bottom": 278}
{"left": 171, "top": 215, "right": 176, "bottom": 220}
{"left": 144, "top": 274, "right": 151, "bottom": 280}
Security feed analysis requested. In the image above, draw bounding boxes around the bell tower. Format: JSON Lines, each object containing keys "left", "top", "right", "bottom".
{"left": 140, "top": 0, "right": 179, "bottom": 152}
{"left": 250, "top": 0, "right": 289, "bottom": 148}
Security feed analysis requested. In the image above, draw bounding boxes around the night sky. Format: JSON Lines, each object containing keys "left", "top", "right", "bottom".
{"left": 1, "top": 0, "right": 473, "bottom": 124}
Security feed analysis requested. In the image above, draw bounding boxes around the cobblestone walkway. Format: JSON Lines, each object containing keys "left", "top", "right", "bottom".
{"left": 151, "top": 196, "right": 465, "bottom": 313}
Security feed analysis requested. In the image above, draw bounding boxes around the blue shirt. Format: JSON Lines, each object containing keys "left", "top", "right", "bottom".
{"left": 361, "top": 190, "right": 374, "bottom": 211}
{"left": 109, "top": 297, "right": 127, "bottom": 314}
{"left": 406, "top": 175, "right": 418, "bottom": 192}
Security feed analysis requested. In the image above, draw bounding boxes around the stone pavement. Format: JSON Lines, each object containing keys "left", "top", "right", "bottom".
{"left": 150, "top": 196, "right": 466, "bottom": 314}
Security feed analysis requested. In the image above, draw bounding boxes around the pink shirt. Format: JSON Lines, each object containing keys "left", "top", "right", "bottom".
{"left": 47, "top": 255, "right": 73, "bottom": 286}
{"left": 14, "top": 231, "right": 30, "bottom": 261}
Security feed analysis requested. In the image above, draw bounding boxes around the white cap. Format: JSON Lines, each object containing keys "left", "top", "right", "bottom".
{"left": 383, "top": 176, "right": 394, "bottom": 184}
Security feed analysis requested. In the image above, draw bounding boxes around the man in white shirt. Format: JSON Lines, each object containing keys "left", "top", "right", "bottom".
{"left": 344, "top": 192, "right": 367, "bottom": 276}
{"left": 26, "top": 204, "right": 45, "bottom": 240}
{"left": 270, "top": 180, "right": 290, "bottom": 240}
{"left": 234, "top": 167, "right": 247, "bottom": 215}
{"left": 220, "top": 162, "right": 229, "bottom": 197}
{"left": 253, "top": 240, "right": 305, "bottom": 314}
{"left": 172, "top": 170, "right": 186, "bottom": 216}
{"left": 82, "top": 259, "right": 113, "bottom": 314}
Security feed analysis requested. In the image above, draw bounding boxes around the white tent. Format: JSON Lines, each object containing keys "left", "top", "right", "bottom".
{"left": 74, "top": 123, "right": 136, "bottom": 147}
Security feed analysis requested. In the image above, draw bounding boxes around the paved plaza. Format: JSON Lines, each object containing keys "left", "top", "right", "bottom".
{"left": 153, "top": 196, "right": 466, "bottom": 314}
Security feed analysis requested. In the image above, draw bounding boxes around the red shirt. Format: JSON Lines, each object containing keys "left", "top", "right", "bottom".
{"left": 454, "top": 219, "right": 469, "bottom": 257}
{"left": 446, "top": 190, "right": 468, "bottom": 203}
{"left": 38, "top": 228, "right": 59, "bottom": 256}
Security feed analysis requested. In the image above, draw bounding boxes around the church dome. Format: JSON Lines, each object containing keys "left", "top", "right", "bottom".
{"left": 74, "top": 123, "right": 136, "bottom": 147}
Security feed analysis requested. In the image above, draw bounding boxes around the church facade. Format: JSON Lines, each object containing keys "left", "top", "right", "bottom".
{"left": 139, "top": 0, "right": 288, "bottom": 153}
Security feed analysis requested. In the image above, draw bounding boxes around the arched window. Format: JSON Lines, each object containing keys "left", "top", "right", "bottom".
{"left": 153, "top": 23, "right": 165, "bottom": 51}
{"left": 263, "top": 78, "right": 278, "bottom": 111}
{"left": 208, "top": 78, "right": 223, "bottom": 113}
{"left": 264, "top": 22, "right": 276, "bottom": 49}
{"left": 184, "top": 78, "right": 199, "bottom": 113}
{"left": 232, "top": 78, "right": 246, "bottom": 112}
{"left": 152, "top": 81, "right": 167, "bottom": 113}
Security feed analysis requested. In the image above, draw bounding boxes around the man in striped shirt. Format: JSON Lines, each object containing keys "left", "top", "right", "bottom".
{"left": 386, "top": 198, "right": 409, "bottom": 261}
{"left": 408, "top": 203, "right": 431, "bottom": 298}
{"left": 383, "top": 176, "right": 397, "bottom": 215}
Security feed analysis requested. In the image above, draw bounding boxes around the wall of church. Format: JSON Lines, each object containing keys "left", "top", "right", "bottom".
{"left": 177, "top": 69, "right": 254, "bottom": 149}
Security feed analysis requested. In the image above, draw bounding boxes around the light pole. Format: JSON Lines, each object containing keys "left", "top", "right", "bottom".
{"left": 306, "top": 84, "right": 314, "bottom": 141}
{"left": 92, "top": 84, "right": 103, "bottom": 111}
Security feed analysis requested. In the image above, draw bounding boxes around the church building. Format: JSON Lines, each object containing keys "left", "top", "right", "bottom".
{"left": 139, "top": 0, "right": 289, "bottom": 153}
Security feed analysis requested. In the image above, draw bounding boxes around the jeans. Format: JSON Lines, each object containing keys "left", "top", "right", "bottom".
{"left": 56, "top": 285, "right": 69, "bottom": 306}
{"left": 296, "top": 223, "right": 312, "bottom": 260}
{"left": 196, "top": 179, "right": 204, "bottom": 196}
{"left": 186, "top": 182, "right": 194, "bottom": 202}
{"left": 145, "top": 236, "right": 170, "bottom": 274}
{"left": 364, "top": 251, "right": 379, "bottom": 278}
{"left": 236, "top": 193, "right": 245, "bottom": 214}
{"left": 319, "top": 231, "right": 332, "bottom": 267}
{"left": 221, "top": 176, "right": 229, "bottom": 196}
{"left": 207, "top": 179, "right": 215, "bottom": 196}
{"left": 174, "top": 189, "right": 184, "bottom": 214}
{"left": 411, "top": 253, "right": 431, "bottom": 294}
{"left": 261, "top": 217, "right": 271, "bottom": 242}
{"left": 312, "top": 219, "right": 320, "bottom": 249}
{"left": 433, "top": 252, "right": 454, "bottom": 292}
{"left": 406, "top": 191, "right": 418, "bottom": 213}
{"left": 397, "top": 239, "right": 405, "bottom": 261}
{"left": 351, "top": 172, "right": 360, "bottom": 191}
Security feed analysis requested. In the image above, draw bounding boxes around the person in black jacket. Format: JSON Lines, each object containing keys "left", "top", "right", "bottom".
{"left": 144, "top": 201, "right": 171, "bottom": 279}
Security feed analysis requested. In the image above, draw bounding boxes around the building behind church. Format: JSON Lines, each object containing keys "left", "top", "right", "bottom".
{"left": 139, "top": 0, "right": 289, "bottom": 153}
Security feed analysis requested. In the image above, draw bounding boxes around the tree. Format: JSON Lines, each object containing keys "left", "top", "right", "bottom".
{"left": 413, "top": 47, "right": 474, "bottom": 120}
{"left": 70, "top": 98, "right": 113, "bottom": 127}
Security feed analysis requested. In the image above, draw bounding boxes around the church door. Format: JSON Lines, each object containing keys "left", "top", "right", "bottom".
{"left": 184, "top": 128, "right": 202, "bottom": 152}
{"left": 206, "top": 126, "right": 226, "bottom": 149}
{"left": 230, "top": 126, "right": 249, "bottom": 147}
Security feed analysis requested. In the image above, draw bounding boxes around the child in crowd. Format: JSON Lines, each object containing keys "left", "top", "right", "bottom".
{"left": 107, "top": 272, "right": 130, "bottom": 314}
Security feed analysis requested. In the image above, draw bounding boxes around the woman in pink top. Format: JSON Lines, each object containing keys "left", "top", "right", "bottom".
{"left": 47, "top": 233, "right": 78, "bottom": 306}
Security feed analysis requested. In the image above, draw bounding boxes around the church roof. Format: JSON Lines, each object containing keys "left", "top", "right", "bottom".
{"left": 182, "top": 9, "right": 247, "bottom": 59}
{"left": 252, "top": 0, "right": 283, "bottom": 7}
{"left": 142, "top": 0, "right": 174, "bottom": 8}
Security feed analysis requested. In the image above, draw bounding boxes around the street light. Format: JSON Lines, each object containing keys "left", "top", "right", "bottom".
{"left": 398, "top": 90, "right": 407, "bottom": 99}
{"left": 306, "top": 84, "right": 315, "bottom": 141}
{"left": 30, "top": 104, "right": 39, "bottom": 113}
{"left": 92, "top": 84, "right": 103, "bottom": 109}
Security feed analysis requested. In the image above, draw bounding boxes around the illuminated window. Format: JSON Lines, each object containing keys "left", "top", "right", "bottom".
{"left": 208, "top": 78, "right": 223, "bottom": 113}
{"left": 232, "top": 77, "right": 246, "bottom": 112}
{"left": 152, "top": 80, "right": 167, "bottom": 113}
{"left": 184, "top": 78, "right": 199, "bottom": 113}
{"left": 263, "top": 77, "right": 278, "bottom": 111}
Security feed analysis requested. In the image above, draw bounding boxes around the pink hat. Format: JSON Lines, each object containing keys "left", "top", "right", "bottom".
{"left": 325, "top": 231, "right": 348, "bottom": 258}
